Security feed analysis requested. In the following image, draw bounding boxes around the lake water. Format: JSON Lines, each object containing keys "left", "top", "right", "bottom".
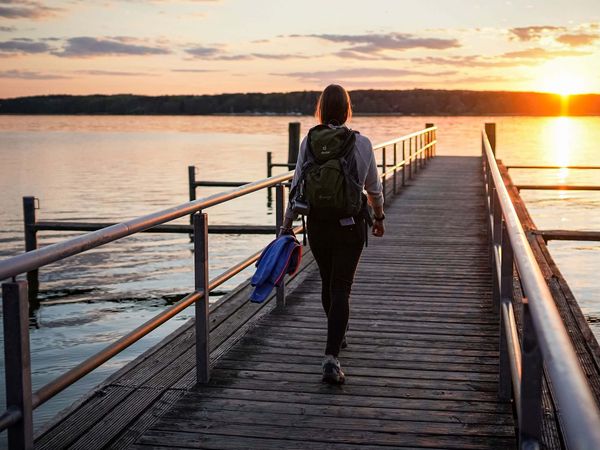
{"left": 0, "top": 115, "right": 599, "bottom": 434}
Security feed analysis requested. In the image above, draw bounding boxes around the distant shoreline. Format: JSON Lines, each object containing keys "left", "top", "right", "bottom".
{"left": 1, "top": 89, "right": 598, "bottom": 116}
{"left": 1, "top": 112, "right": 600, "bottom": 117}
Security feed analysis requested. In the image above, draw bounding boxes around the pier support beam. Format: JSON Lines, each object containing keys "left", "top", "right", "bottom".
{"left": 288, "top": 122, "right": 300, "bottom": 169}
{"left": 485, "top": 123, "right": 496, "bottom": 156}
{"left": 22, "top": 197, "right": 38, "bottom": 302}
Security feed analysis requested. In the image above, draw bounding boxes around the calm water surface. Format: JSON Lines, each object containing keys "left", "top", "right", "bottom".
{"left": 0, "top": 115, "right": 599, "bottom": 432}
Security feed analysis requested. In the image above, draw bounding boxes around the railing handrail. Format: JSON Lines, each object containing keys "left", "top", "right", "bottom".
{"left": 374, "top": 125, "right": 437, "bottom": 150}
{"left": 0, "top": 127, "right": 436, "bottom": 282}
{"left": 0, "top": 171, "right": 293, "bottom": 282}
{"left": 506, "top": 165, "right": 600, "bottom": 170}
{"left": 482, "top": 130, "right": 600, "bottom": 449}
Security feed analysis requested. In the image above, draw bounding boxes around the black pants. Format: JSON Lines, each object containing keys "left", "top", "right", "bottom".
{"left": 307, "top": 215, "right": 365, "bottom": 357}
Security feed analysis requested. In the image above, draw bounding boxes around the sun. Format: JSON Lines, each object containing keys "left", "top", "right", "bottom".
{"left": 537, "top": 63, "right": 590, "bottom": 96}
{"left": 547, "top": 75, "right": 579, "bottom": 96}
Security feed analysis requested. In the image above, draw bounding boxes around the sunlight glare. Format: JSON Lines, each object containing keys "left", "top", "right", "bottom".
{"left": 538, "top": 62, "right": 590, "bottom": 95}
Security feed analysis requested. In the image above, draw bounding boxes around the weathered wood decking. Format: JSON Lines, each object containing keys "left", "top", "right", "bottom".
{"left": 36, "top": 156, "right": 518, "bottom": 449}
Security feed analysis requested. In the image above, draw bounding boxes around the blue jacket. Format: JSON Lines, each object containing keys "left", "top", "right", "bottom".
{"left": 250, "top": 235, "right": 302, "bottom": 303}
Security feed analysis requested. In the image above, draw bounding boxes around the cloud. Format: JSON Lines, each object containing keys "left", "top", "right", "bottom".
{"left": 411, "top": 55, "right": 528, "bottom": 68}
{"left": 75, "top": 69, "right": 154, "bottom": 76}
{"left": 0, "top": 69, "right": 68, "bottom": 79}
{"left": 334, "top": 50, "right": 398, "bottom": 61}
{"left": 0, "top": 38, "right": 50, "bottom": 55}
{"left": 184, "top": 45, "right": 220, "bottom": 58}
{"left": 0, "top": 25, "right": 17, "bottom": 32}
{"left": 0, "top": 0, "right": 62, "bottom": 19}
{"left": 184, "top": 45, "right": 311, "bottom": 60}
{"left": 172, "top": 68, "right": 218, "bottom": 72}
{"left": 502, "top": 47, "right": 591, "bottom": 58}
{"left": 53, "top": 37, "right": 171, "bottom": 57}
{"left": 555, "top": 33, "right": 598, "bottom": 47}
{"left": 509, "top": 26, "right": 565, "bottom": 41}
{"left": 276, "top": 67, "right": 456, "bottom": 82}
{"left": 303, "top": 32, "right": 460, "bottom": 55}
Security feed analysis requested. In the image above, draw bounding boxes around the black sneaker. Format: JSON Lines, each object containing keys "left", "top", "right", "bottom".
{"left": 322, "top": 355, "right": 345, "bottom": 385}
{"left": 341, "top": 336, "right": 348, "bottom": 349}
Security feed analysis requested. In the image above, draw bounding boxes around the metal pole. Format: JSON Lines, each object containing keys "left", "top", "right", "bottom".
{"left": 267, "top": 151, "right": 273, "bottom": 178}
{"left": 267, "top": 152, "right": 273, "bottom": 207}
{"left": 492, "top": 188, "right": 502, "bottom": 313}
{"left": 485, "top": 123, "right": 496, "bottom": 156}
{"left": 402, "top": 141, "right": 406, "bottom": 186}
{"left": 22, "top": 197, "right": 38, "bottom": 302}
{"left": 414, "top": 136, "right": 419, "bottom": 174}
{"left": 409, "top": 138, "right": 413, "bottom": 179}
{"left": 519, "top": 297, "right": 543, "bottom": 447}
{"left": 393, "top": 143, "right": 397, "bottom": 195}
{"left": 2, "top": 281, "right": 33, "bottom": 450}
{"left": 193, "top": 212, "right": 210, "bottom": 384}
{"left": 288, "top": 122, "right": 300, "bottom": 169}
{"left": 498, "top": 221, "right": 514, "bottom": 401}
{"left": 419, "top": 133, "right": 424, "bottom": 169}
{"left": 426, "top": 123, "right": 434, "bottom": 162}
{"left": 188, "top": 166, "right": 196, "bottom": 226}
{"left": 382, "top": 147, "right": 387, "bottom": 202}
{"left": 275, "top": 184, "right": 286, "bottom": 307}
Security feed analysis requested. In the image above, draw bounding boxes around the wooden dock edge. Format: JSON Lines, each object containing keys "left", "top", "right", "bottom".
{"left": 34, "top": 247, "right": 318, "bottom": 449}
{"left": 499, "top": 160, "right": 600, "bottom": 449}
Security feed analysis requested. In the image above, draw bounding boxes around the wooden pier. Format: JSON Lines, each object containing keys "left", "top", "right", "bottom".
{"left": 135, "top": 156, "right": 515, "bottom": 449}
{"left": 2, "top": 124, "right": 600, "bottom": 449}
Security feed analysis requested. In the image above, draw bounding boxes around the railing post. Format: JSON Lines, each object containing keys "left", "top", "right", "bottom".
{"left": 381, "top": 147, "right": 387, "bottom": 202}
{"left": 402, "top": 141, "right": 406, "bottom": 186}
{"left": 413, "top": 137, "right": 418, "bottom": 174}
{"left": 519, "top": 297, "right": 543, "bottom": 448}
{"left": 485, "top": 123, "right": 496, "bottom": 156}
{"left": 22, "top": 197, "right": 38, "bottom": 302}
{"left": 188, "top": 166, "right": 196, "bottom": 227}
{"left": 288, "top": 122, "right": 300, "bottom": 169}
{"left": 275, "top": 184, "right": 286, "bottom": 307}
{"left": 266, "top": 151, "right": 273, "bottom": 178}
{"left": 498, "top": 221, "right": 514, "bottom": 401}
{"left": 409, "top": 137, "right": 413, "bottom": 178}
{"left": 393, "top": 143, "right": 397, "bottom": 194}
{"left": 2, "top": 281, "right": 33, "bottom": 450}
{"left": 492, "top": 188, "right": 502, "bottom": 313}
{"left": 426, "top": 123, "right": 434, "bottom": 161}
{"left": 193, "top": 212, "right": 210, "bottom": 384}
{"left": 419, "top": 133, "right": 424, "bottom": 168}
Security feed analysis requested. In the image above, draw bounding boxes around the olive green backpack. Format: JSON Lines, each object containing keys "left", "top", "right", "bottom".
{"left": 290, "top": 124, "right": 363, "bottom": 219}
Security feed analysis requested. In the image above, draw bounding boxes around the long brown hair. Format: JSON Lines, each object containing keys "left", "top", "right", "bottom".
{"left": 315, "top": 84, "right": 352, "bottom": 126}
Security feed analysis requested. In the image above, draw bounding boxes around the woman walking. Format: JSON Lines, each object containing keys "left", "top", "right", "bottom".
{"left": 280, "top": 84, "right": 385, "bottom": 384}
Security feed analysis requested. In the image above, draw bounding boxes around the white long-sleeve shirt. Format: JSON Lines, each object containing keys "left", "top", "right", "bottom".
{"left": 284, "top": 132, "right": 384, "bottom": 220}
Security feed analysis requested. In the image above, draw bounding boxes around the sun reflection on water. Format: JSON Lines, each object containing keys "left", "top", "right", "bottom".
{"left": 548, "top": 116, "right": 574, "bottom": 168}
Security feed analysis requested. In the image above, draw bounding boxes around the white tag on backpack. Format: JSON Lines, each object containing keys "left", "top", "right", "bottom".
{"left": 339, "top": 217, "right": 355, "bottom": 226}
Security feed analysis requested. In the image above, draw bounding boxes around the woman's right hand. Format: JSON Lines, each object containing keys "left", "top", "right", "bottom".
{"left": 372, "top": 219, "right": 385, "bottom": 237}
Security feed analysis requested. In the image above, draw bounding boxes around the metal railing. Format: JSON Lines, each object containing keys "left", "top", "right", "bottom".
{"left": 506, "top": 164, "right": 600, "bottom": 191}
{"left": 0, "top": 125, "right": 436, "bottom": 449}
{"left": 482, "top": 124, "right": 600, "bottom": 450}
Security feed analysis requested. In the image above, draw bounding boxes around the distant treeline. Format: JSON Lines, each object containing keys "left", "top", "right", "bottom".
{"left": 1, "top": 89, "right": 599, "bottom": 116}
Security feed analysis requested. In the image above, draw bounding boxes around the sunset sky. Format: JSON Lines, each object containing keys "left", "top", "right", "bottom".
{"left": 1, "top": 0, "right": 599, "bottom": 98}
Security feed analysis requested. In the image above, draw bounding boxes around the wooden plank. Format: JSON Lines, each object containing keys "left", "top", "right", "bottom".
{"left": 145, "top": 421, "right": 516, "bottom": 450}
{"left": 157, "top": 408, "right": 515, "bottom": 437}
